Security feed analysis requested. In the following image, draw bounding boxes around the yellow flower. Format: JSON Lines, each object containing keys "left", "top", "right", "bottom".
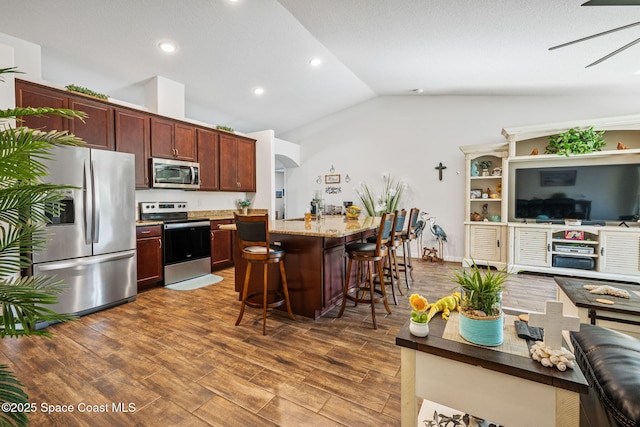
{"left": 409, "top": 294, "right": 428, "bottom": 312}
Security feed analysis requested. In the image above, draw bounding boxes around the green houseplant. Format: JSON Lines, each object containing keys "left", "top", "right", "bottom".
{"left": 451, "top": 261, "right": 510, "bottom": 346}
{"left": 355, "top": 173, "right": 405, "bottom": 216}
{"left": 545, "top": 127, "right": 606, "bottom": 156}
{"left": 1, "top": 67, "right": 83, "bottom": 426}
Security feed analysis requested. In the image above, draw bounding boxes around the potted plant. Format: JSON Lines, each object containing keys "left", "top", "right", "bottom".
{"left": 545, "top": 126, "right": 606, "bottom": 156}
{"left": 478, "top": 160, "right": 492, "bottom": 176}
{"left": 409, "top": 293, "right": 429, "bottom": 337}
{"left": 354, "top": 173, "right": 406, "bottom": 216}
{"left": 238, "top": 199, "right": 251, "bottom": 215}
{"left": 452, "top": 261, "right": 510, "bottom": 346}
{"left": 1, "top": 67, "right": 82, "bottom": 426}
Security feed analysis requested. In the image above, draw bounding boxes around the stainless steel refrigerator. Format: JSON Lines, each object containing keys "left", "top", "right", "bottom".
{"left": 32, "top": 146, "right": 137, "bottom": 321}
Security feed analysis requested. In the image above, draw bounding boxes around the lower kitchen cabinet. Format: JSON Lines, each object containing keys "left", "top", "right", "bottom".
{"left": 210, "top": 219, "right": 233, "bottom": 270}
{"left": 136, "top": 225, "right": 163, "bottom": 291}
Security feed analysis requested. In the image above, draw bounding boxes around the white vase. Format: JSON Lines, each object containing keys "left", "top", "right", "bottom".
{"left": 409, "top": 320, "right": 429, "bottom": 337}
{"left": 242, "top": 206, "right": 248, "bottom": 215}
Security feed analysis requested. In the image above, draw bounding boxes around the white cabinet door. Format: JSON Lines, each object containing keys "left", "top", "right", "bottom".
{"left": 469, "top": 224, "right": 505, "bottom": 264}
{"left": 514, "top": 227, "right": 551, "bottom": 267}
{"left": 600, "top": 231, "right": 640, "bottom": 274}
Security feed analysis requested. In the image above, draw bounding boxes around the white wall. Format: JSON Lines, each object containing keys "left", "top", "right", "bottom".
{"left": 280, "top": 95, "right": 640, "bottom": 262}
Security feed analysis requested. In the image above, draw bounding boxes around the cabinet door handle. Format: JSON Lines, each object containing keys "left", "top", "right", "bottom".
{"left": 141, "top": 230, "right": 151, "bottom": 234}
{"left": 158, "top": 239, "right": 162, "bottom": 249}
{"left": 547, "top": 243, "right": 551, "bottom": 251}
{"left": 497, "top": 240, "right": 500, "bottom": 248}
{"left": 601, "top": 247, "right": 604, "bottom": 256}
{"left": 211, "top": 231, "right": 215, "bottom": 240}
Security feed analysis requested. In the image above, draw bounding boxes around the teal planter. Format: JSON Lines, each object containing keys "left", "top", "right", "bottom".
{"left": 459, "top": 312, "right": 504, "bottom": 346}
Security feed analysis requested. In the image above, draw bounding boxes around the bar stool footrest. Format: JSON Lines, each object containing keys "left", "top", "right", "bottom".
{"left": 245, "top": 291, "right": 287, "bottom": 309}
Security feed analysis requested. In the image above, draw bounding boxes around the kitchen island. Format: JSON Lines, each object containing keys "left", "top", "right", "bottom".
{"left": 231, "top": 216, "right": 380, "bottom": 319}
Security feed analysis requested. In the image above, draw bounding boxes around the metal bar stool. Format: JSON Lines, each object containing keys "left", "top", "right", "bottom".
{"left": 398, "top": 207, "right": 420, "bottom": 288}
{"left": 234, "top": 213, "right": 294, "bottom": 335}
{"left": 338, "top": 212, "right": 394, "bottom": 329}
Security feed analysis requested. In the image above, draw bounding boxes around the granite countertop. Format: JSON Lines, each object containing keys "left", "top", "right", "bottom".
{"left": 270, "top": 215, "right": 379, "bottom": 237}
{"left": 219, "top": 216, "right": 379, "bottom": 237}
{"left": 136, "top": 209, "right": 268, "bottom": 226}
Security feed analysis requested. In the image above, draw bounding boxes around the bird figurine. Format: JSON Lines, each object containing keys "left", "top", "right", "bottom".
{"left": 531, "top": 148, "right": 539, "bottom": 155}
{"left": 428, "top": 217, "right": 447, "bottom": 262}
{"left": 617, "top": 141, "right": 628, "bottom": 150}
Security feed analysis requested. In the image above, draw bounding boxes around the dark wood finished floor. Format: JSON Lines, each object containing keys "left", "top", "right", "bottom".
{"left": 0, "top": 260, "right": 556, "bottom": 426}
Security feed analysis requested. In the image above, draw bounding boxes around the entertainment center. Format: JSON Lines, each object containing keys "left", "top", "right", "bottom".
{"left": 460, "top": 113, "right": 640, "bottom": 283}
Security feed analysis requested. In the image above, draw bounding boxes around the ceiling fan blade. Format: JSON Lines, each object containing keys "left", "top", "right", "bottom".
{"left": 549, "top": 21, "right": 640, "bottom": 50}
{"left": 583, "top": 0, "right": 640, "bottom": 5}
{"left": 586, "top": 36, "right": 640, "bottom": 66}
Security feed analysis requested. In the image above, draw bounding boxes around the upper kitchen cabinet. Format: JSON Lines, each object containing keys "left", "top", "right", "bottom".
{"left": 197, "top": 128, "right": 219, "bottom": 191}
{"left": 219, "top": 133, "right": 256, "bottom": 192}
{"left": 15, "top": 79, "right": 115, "bottom": 150}
{"left": 115, "top": 108, "right": 151, "bottom": 188}
{"left": 150, "top": 117, "right": 197, "bottom": 162}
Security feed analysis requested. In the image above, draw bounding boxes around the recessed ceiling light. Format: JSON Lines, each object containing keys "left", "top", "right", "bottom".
{"left": 309, "top": 57, "right": 322, "bottom": 67}
{"left": 252, "top": 87, "right": 265, "bottom": 96}
{"left": 158, "top": 41, "right": 177, "bottom": 53}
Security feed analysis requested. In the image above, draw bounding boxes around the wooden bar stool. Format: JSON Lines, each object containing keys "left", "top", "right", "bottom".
{"left": 386, "top": 208, "right": 406, "bottom": 301}
{"left": 398, "top": 207, "right": 420, "bottom": 288}
{"left": 234, "top": 213, "right": 294, "bottom": 335}
{"left": 366, "top": 209, "right": 405, "bottom": 304}
{"left": 338, "top": 212, "right": 394, "bottom": 329}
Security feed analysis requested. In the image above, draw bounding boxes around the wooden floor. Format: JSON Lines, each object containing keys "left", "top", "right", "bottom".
{"left": 0, "top": 260, "right": 557, "bottom": 426}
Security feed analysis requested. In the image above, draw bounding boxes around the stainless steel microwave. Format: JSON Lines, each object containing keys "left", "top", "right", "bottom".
{"left": 151, "top": 158, "right": 200, "bottom": 189}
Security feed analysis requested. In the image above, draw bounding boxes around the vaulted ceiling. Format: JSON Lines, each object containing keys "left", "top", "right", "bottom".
{"left": 1, "top": 0, "right": 640, "bottom": 135}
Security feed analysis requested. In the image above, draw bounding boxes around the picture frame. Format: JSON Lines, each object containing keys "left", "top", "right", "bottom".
{"left": 565, "top": 230, "right": 584, "bottom": 240}
{"left": 325, "top": 174, "right": 340, "bottom": 184}
{"left": 470, "top": 189, "right": 482, "bottom": 199}
{"left": 275, "top": 190, "right": 283, "bottom": 198}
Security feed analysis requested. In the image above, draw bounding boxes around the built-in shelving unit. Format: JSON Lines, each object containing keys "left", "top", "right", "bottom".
{"left": 461, "top": 113, "right": 640, "bottom": 282}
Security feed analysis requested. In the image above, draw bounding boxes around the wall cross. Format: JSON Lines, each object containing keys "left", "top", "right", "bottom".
{"left": 435, "top": 162, "right": 447, "bottom": 181}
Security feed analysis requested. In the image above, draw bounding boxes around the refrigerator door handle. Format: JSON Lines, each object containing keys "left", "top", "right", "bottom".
{"left": 34, "top": 250, "right": 136, "bottom": 271}
{"left": 91, "top": 159, "right": 100, "bottom": 243}
{"left": 84, "top": 159, "right": 93, "bottom": 245}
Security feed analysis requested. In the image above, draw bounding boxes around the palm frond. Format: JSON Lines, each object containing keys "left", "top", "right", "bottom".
{"left": 0, "top": 364, "right": 29, "bottom": 427}
{"left": 0, "top": 276, "right": 75, "bottom": 338}
{"left": 0, "top": 106, "right": 85, "bottom": 122}
{"left": 0, "top": 66, "right": 23, "bottom": 82}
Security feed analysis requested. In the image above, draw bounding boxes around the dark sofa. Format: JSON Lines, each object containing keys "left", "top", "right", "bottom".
{"left": 571, "top": 324, "right": 640, "bottom": 427}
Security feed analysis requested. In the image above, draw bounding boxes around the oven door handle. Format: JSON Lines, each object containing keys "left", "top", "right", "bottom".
{"left": 164, "top": 220, "right": 211, "bottom": 230}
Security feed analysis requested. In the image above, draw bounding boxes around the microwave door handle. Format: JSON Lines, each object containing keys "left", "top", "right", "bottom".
{"left": 84, "top": 159, "right": 93, "bottom": 245}
{"left": 191, "top": 166, "right": 196, "bottom": 184}
{"left": 91, "top": 159, "right": 100, "bottom": 243}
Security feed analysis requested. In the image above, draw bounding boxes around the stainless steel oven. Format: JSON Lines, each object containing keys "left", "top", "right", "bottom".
{"left": 140, "top": 202, "right": 211, "bottom": 285}
{"left": 151, "top": 158, "right": 200, "bottom": 189}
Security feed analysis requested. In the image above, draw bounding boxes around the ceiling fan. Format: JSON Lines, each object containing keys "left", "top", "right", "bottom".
{"left": 549, "top": 0, "right": 640, "bottom": 67}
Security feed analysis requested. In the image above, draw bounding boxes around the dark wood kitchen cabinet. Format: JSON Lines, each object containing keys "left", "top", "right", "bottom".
{"left": 136, "top": 225, "right": 163, "bottom": 291}
{"left": 197, "top": 128, "right": 219, "bottom": 191}
{"left": 210, "top": 219, "right": 233, "bottom": 270}
{"left": 219, "top": 133, "right": 256, "bottom": 191}
{"left": 150, "top": 117, "right": 197, "bottom": 162}
{"left": 115, "top": 108, "right": 151, "bottom": 188}
{"left": 15, "top": 79, "right": 115, "bottom": 150}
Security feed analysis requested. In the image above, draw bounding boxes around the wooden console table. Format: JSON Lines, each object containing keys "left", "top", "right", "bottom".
{"left": 396, "top": 313, "right": 588, "bottom": 427}
{"left": 556, "top": 276, "right": 640, "bottom": 339}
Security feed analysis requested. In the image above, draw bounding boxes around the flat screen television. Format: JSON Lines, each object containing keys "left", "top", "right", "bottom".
{"left": 513, "top": 163, "right": 639, "bottom": 224}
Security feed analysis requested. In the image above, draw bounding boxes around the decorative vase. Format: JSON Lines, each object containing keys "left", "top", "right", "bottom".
{"left": 481, "top": 168, "right": 489, "bottom": 176}
{"left": 409, "top": 320, "right": 429, "bottom": 337}
{"left": 458, "top": 311, "right": 504, "bottom": 346}
{"left": 242, "top": 206, "right": 248, "bottom": 215}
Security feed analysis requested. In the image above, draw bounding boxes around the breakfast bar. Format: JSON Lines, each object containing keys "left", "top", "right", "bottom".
{"left": 231, "top": 216, "right": 379, "bottom": 319}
